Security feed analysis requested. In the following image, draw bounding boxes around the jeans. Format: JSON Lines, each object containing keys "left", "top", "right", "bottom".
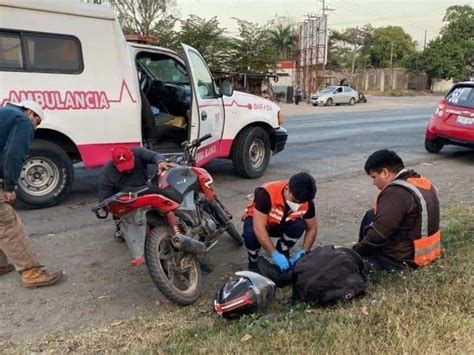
{"left": 358, "top": 208, "right": 404, "bottom": 271}
{"left": 243, "top": 217, "right": 305, "bottom": 264}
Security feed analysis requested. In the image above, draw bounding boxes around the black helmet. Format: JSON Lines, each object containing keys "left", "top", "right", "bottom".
{"left": 213, "top": 271, "right": 276, "bottom": 319}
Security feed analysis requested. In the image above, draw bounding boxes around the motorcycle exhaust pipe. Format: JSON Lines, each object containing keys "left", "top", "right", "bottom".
{"left": 172, "top": 234, "right": 206, "bottom": 256}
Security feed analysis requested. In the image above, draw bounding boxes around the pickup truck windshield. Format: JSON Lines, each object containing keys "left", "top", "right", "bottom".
{"left": 138, "top": 56, "right": 189, "bottom": 84}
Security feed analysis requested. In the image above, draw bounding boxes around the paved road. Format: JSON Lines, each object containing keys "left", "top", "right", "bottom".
{"left": 270, "top": 106, "right": 441, "bottom": 179}
{"left": 20, "top": 102, "right": 469, "bottom": 236}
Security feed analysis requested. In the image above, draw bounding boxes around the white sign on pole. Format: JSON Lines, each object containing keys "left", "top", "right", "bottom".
{"left": 298, "top": 16, "right": 327, "bottom": 66}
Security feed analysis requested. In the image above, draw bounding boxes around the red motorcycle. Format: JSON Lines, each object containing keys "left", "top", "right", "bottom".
{"left": 93, "top": 134, "right": 243, "bottom": 305}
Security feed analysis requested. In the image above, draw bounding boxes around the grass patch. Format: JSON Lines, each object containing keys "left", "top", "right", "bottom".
{"left": 2, "top": 206, "right": 473, "bottom": 354}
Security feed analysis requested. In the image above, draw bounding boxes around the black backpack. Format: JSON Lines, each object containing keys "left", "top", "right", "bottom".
{"left": 292, "top": 245, "right": 366, "bottom": 305}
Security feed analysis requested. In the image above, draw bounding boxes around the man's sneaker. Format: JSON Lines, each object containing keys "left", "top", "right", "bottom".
{"left": 257, "top": 256, "right": 293, "bottom": 288}
{"left": 0, "top": 263, "right": 14, "bottom": 276}
{"left": 21, "top": 266, "right": 65, "bottom": 288}
{"left": 248, "top": 261, "right": 261, "bottom": 274}
{"left": 114, "top": 230, "right": 125, "bottom": 243}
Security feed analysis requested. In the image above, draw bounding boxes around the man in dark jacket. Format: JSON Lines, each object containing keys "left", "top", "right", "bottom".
{"left": 353, "top": 149, "right": 441, "bottom": 271}
{"left": 98, "top": 146, "right": 173, "bottom": 240}
{"left": 0, "top": 101, "right": 64, "bottom": 288}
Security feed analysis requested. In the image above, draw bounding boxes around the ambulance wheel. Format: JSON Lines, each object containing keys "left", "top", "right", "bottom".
{"left": 16, "top": 140, "right": 74, "bottom": 209}
{"left": 232, "top": 126, "right": 271, "bottom": 178}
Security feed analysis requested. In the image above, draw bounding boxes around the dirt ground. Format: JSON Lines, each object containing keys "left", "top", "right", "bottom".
{"left": 1, "top": 152, "right": 473, "bottom": 348}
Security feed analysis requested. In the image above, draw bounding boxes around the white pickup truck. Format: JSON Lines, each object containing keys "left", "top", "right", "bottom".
{"left": 0, "top": 0, "right": 287, "bottom": 208}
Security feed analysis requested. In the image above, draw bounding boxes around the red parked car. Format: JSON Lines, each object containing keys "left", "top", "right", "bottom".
{"left": 425, "top": 81, "right": 474, "bottom": 153}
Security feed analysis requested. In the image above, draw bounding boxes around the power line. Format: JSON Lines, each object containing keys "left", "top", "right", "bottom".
{"left": 330, "top": 7, "right": 446, "bottom": 27}
{"left": 329, "top": 0, "right": 432, "bottom": 31}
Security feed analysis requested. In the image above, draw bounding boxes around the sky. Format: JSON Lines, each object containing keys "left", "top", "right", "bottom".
{"left": 175, "top": 0, "right": 472, "bottom": 48}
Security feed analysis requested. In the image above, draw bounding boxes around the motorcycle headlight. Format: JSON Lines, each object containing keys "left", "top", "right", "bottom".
{"left": 278, "top": 111, "right": 285, "bottom": 125}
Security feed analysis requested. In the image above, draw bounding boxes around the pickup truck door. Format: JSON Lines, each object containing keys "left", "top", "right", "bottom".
{"left": 182, "top": 44, "right": 224, "bottom": 165}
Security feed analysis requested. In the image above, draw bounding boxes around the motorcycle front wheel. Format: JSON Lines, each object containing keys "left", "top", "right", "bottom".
{"left": 145, "top": 225, "right": 202, "bottom": 305}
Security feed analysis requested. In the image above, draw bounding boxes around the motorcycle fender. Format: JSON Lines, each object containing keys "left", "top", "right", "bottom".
{"left": 119, "top": 209, "right": 148, "bottom": 266}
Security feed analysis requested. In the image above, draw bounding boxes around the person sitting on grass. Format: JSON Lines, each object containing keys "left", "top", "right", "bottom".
{"left": 353, "top": 149, "right": 441, "bottom": 271}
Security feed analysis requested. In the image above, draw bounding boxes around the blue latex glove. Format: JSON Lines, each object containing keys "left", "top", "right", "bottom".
{"left": 271, "top": 251, "right": 290, "bottom": 271}
{"left": 290, "top": 249, "right": 305, "bottom": 266}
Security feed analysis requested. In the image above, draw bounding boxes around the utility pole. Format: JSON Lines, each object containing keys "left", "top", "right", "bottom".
{"left": 389, "top": 41, "right": 394, "bottom": 70}
{"left": 423, "top": 30, "right": 427, "bottom": 50}
{"left": 322, "top": 0, "right": 326, "bottom": 90}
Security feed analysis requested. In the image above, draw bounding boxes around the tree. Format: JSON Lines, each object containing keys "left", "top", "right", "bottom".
{"left": 441, "top": 5, "right": 474, "bottom": 43}
{"left": 369, "top": 26, "right": 417, "bottom": 68}
{"left": 109, "top": 0, "right": 173, "bottom": 35}
{"left": 421, "top": 39, "right": 469, "bottom": 81}
{"left": 152, "top": 15, "right": 179, "bottom": 49}
{"left": 329, "top": 25, "right": 372, "bottom": 73}
{"left": 230, "top": 19, "right": 279, "bottom": 73}
{"left": 405, "top": 5, "right": 473, "bottom": 81}
{"left": 176, "top": 16, "right": 232, "bottom": 71}
{"left": 268, "top": 22, "right": 298, "bottom": 60}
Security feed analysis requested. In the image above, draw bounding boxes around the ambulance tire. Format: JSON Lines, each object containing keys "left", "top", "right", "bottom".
{"left": 16, "top": 140, "right": 74, "bottom": 209}
{"left": 232, "top": 126, "right": 271, "bottom": 179}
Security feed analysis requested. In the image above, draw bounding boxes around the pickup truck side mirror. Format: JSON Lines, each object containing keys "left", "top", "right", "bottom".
{"left": 220, "top": 80, "right": 234, "bottom": 97}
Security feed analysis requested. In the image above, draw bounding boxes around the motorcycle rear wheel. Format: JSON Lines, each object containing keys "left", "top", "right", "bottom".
{"left": 145, "top": 226, "right": 202, "bottom": 305}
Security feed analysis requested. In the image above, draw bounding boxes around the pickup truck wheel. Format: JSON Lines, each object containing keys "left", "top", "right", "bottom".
{"left": 232, "top": 126, "right": 271, "bottom": 178}
{"left": 349, "top": 97, "right": 356, "bottom": 105}
{"left": 16, "top": 140, "right": 74, "bottom": 209}
{"left": 325, "top": 98, "right": 333, "bottom": 106}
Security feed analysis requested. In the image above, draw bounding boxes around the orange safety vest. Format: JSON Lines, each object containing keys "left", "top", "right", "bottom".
{"left": 242, "top": 180, "right": 309, "bottom": 225}
{"left": 381, "top": 176, "right": 441, "bottom": 267}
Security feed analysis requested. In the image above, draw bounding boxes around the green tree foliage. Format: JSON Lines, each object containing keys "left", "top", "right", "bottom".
{"left": 230, "top": 19, "right": 279, "bottom": 73}
{"left": 369, "top": 26, "right": 417, "bottom": 68}
{"left": 107, "top": 0, "right": 284, "bottom": 74}
{"left": 268, "top": 22, "right": 298, "bottom": 60}
{"left": 328, "top": 25, "right": 372, "bottom": 73}
{"left": 152, "top": 16, "right": 232, "bottom": 71}
{"left": 152, "top": 15, "right": 179, "bottom": 49}
{"left": 441, "top": 5, "right": 474, "bottom": 43}
{"left": 405, "top": 5, "right": 473, "bottom": 81}
{"left": 420, "top": 39, "right": 469, "bottom": 81}
{"left": 177, "top": 16, "right": 232, "bottom": 71}
{"left": 109, "top": 0, "right": 170, "bottom": 35}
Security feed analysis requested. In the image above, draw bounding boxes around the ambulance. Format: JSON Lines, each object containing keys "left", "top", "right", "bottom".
{"left": 0, "top": 0, "right": 287, "bottom": 208}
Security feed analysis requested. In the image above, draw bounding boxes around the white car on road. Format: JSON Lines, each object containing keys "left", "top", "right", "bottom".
{"left": 310, "top": 86, "right": 359, "bottom": 106}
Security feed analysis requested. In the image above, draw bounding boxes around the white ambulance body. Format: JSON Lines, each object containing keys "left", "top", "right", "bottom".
{"left": 0, "top": 0, "right": 287, "bottom": 207}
